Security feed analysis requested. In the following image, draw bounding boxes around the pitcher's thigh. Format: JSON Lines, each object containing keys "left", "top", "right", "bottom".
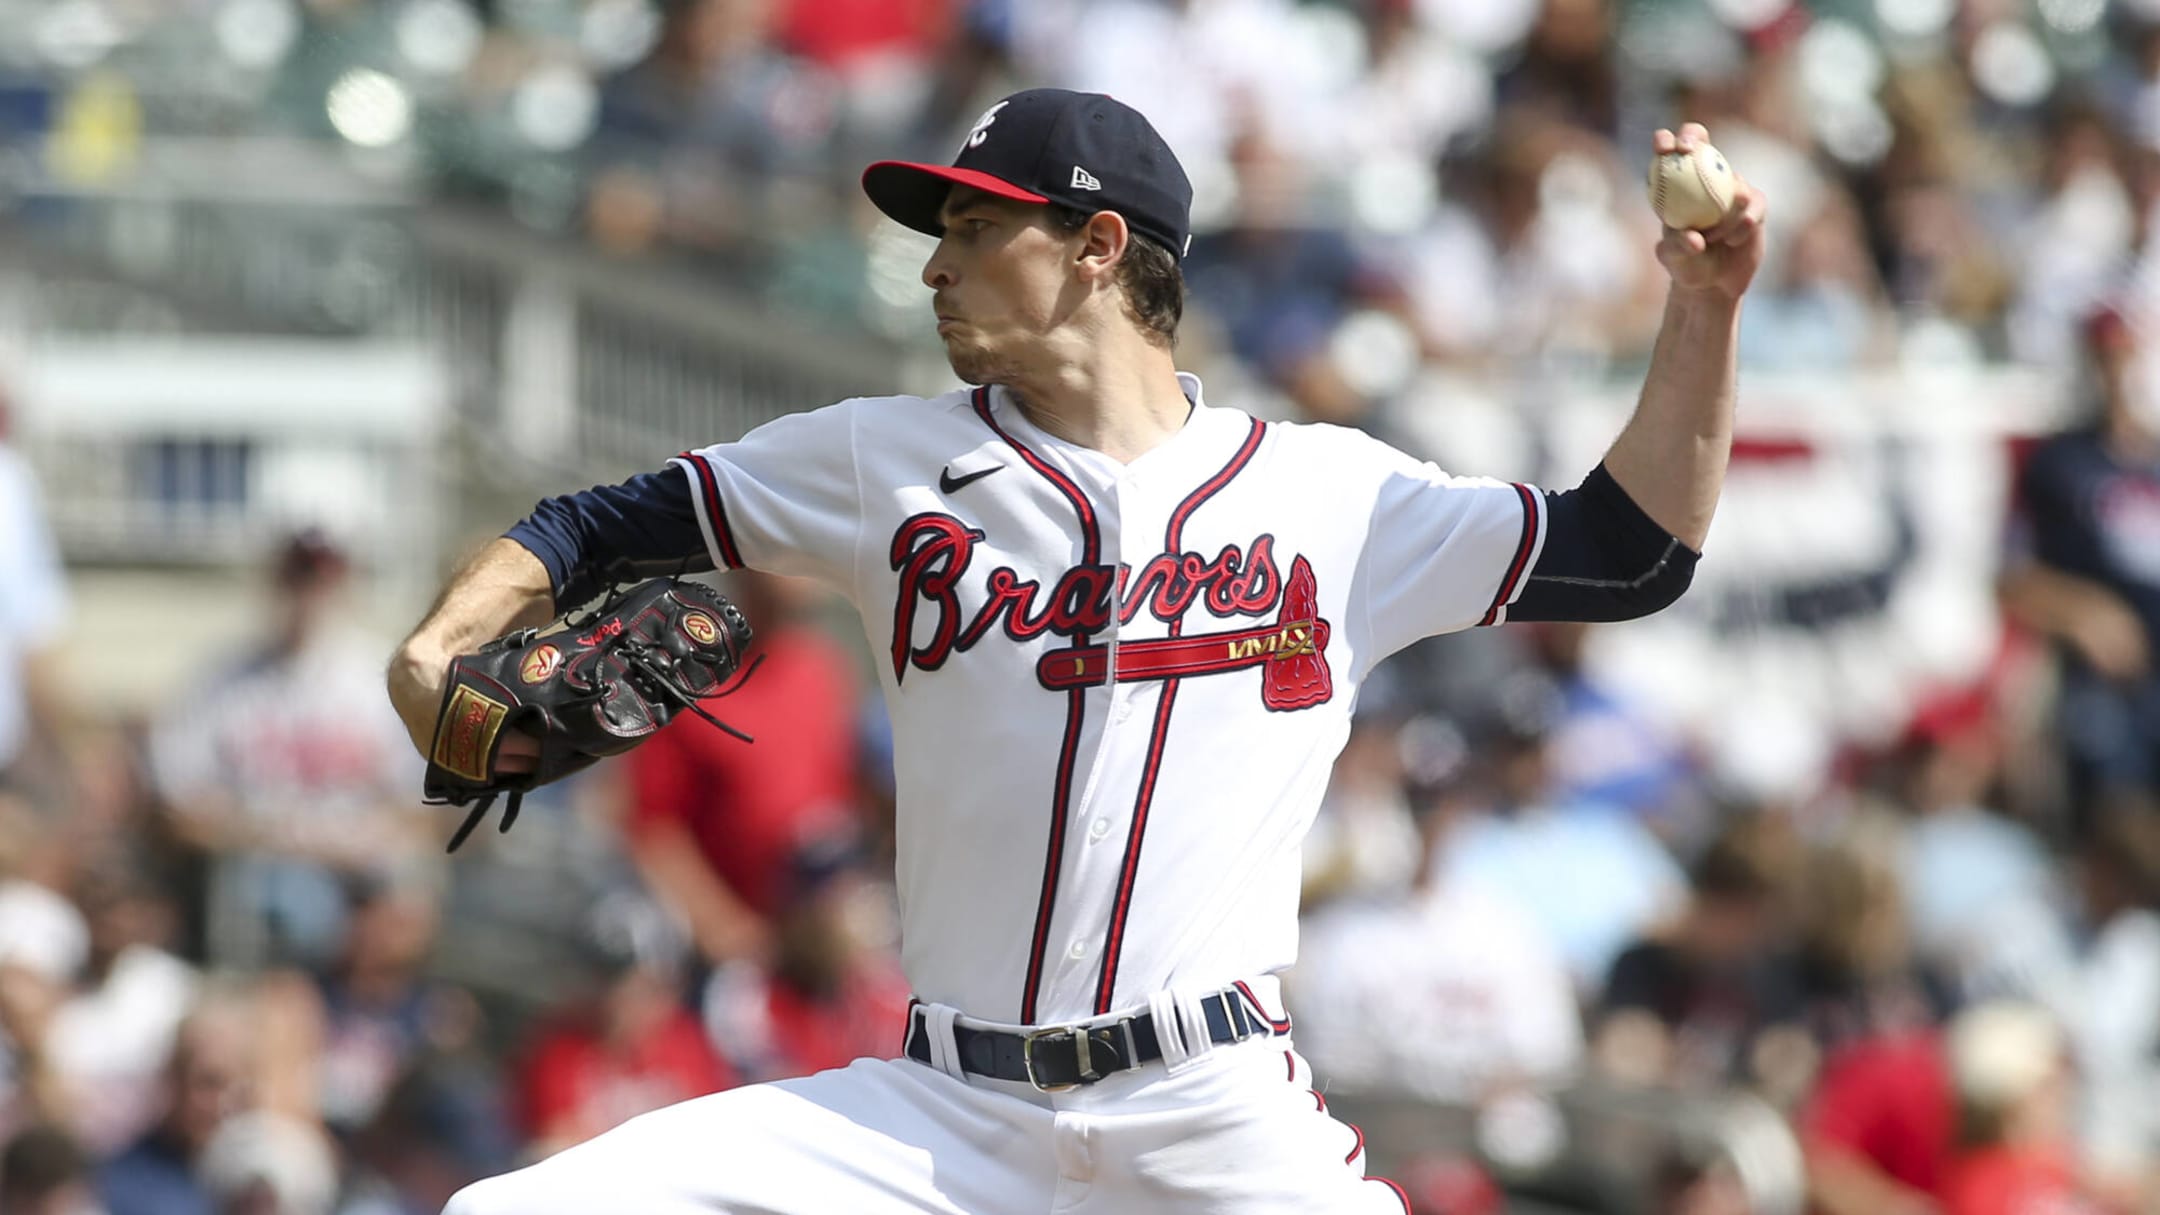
{"left": 444, "top": 1059, "right": 1056, "bottom": 1215}
{"left": 1093, "top": 1048, "right": 1413, "bottom": 1215}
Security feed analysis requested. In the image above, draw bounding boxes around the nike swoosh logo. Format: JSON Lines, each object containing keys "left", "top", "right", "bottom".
{"left": 939, "top": 464, "right": 1002, "bottom": 494}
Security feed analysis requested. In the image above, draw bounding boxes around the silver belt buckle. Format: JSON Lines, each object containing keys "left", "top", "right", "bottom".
{"left": 1022, "top": 1025, "right": 1096, "bottom": 1091}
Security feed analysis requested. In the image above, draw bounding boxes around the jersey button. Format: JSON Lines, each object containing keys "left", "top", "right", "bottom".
{"left": 1068, "top": 941, "right": 1089, "bottom": 960}
{"left": 1115, "top": 701, "right": 1134, "bottom": 724}
{"left": 1089, "top": 817, "right": 1111, "bottom": 841}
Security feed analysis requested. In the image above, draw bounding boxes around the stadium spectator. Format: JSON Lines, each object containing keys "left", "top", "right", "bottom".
{"left": 2000, "top": 300, "right": 2160, "bottom": 819}
{"left": 1593, "top": 815, "right": 1804, "bottom": 1094}
{"left": 1182, "top": 127, "right": 1402, "bottom": 425}
{"left": 1937, "top": 1002, "right": 2099, "bottom": 1215}
{"left": 1334, "top": 0, "right": 1494, "bottom": 166}
{"left": 1494, "top": 0, "right": 1618, "bottom": 136}
{"left": 2005, "top": 98, "right": 2136, "bottom": 369}
{"left": 196, "top": 1110, "right": 339, "bottom": 1215}
{"left": 1523, "top": 621, "right": 1701, "bottom": 840}
{"left": 1883, "top": 689, "right": 2054, "bottom": 992}
{"left": 1432, "top": 109, "right": 1662, "bottom": 369}
{"left": 98, "top": 992, "right": 263, "bottom": 1215}
{"left": 1794, "top": 816, "right": 1964, "bottom": 1215}
{"left": 338, "top": 1055, "right": 515, "bottom": 1215}
{"left": 0, "top": 1122, "right": 96, "bottom": 1215}
{"left": 1792, "top": 813, "right": 1953, "bottom": 1053}
{"left": 1734, "top": 185, "right": 1889, "bottom": 371}
{"left": 253, "top": 872, "right": 465, "bottom": 1142}
{"left": 1015, "top": 0, "right": 1337, "bottom": 184}
{"left": 1799, "top": 1025, "right": 1954, "bottom": 1215}
{"left": 512, "top": 897, "right": 736, "bottom": 1158}
{"left": 1437, "top": 672, "right": 1685, "bottom": 991}
{"left": 774, "top": 0, "right": 950, "bottom": 77}
{"left": 1290, "top": 715, "right": 1582, "bottom": 1104}
{"left": 0, "top": 865, "right": 88, "bottom": 1129}
{"left": 148, "top": 530, "right": 429, "bottom": 971}
{"left": 623, "top": 570, "right": 860, "bottom": 968}
{"left": 699, "top": 838, "right": 909, "bottom": 1083}
{"left": 0, "top": 386, "right": 72, "bottom": 799}
{"left": 1967, "top": 807, "right": 2160, "bottom": 1205}
{"left": 43, "top": 852, "right": 200, "bottom": 1155}
{"left": 1869, "top": 73, "right": 2011, "bottom": 343}
{"left": 589, "top": 0, "right": 820, "bottom": 256}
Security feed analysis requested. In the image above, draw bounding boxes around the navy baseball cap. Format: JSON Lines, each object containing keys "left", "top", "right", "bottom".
{"left": 862, "top": 88, "right": 1194, "bottom": 261}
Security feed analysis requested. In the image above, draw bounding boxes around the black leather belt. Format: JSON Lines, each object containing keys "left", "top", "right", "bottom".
{"left": 905, "top": 989, "right": 1278, "bottom": 1091}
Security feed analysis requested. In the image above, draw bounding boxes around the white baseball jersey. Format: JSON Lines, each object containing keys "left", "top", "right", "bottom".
{"left": 671, "top": 374, "right": 1545, "bottom": 1027}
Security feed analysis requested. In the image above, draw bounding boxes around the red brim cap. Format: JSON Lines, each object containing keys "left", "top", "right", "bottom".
{"left": 861, "top": 161, "right": 1050, "bottom": 238}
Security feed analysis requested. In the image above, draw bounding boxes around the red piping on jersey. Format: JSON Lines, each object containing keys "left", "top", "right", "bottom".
{"left": 972, "top": 387, "right": 1101, "bottom": 1025}
{"left": 679, "top": 452, "right": 745, "bottom": 570}
{"left": 1477, "top": 482, "right": 1540, "bottom": 627}
{"left": 1233, "top": 979, "right": 1293, "bottom": 1033}
{"left": 1094, "top": 676, "right": 1182, "bottom": 1014}
{"left": 1345, "top": 1122, "right": 1366, "bottom": 1165}
{"left": 1093, "top": 416, "right": 1267, "bottom": 1014}
{"left": 1369, "top": 1177, "right": 1413, "bottom": 1214}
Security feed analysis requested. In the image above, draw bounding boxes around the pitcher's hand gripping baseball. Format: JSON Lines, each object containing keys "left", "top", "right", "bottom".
{"left": 422, "top": 577, "right": 755, "bottom": 851}
{"left": 1650, "top": 122, "right": 1767, "bottom": 300}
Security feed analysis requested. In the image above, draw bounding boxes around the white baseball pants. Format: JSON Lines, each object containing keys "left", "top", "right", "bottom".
{"left": 443, "top": 1008, "right": 1408, "bottom": 1214}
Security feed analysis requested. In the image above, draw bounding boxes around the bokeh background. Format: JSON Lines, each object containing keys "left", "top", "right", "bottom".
{"left": 1, "top": 0, "right": 2158, "bottom": 1211}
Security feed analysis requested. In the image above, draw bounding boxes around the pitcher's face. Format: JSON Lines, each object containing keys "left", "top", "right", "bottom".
{"left": 920, "top": 188, "right": 1087, "bottom": 386}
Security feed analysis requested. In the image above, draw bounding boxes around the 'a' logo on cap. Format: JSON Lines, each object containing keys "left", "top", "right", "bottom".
{"left": 1071, "top": 166, "right": 1102, "bottom": 191}
{"left": 965, "top": 101, "right": 1008, "bottom": 150}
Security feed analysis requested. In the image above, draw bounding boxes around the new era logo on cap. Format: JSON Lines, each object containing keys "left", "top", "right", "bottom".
{"left": 860, "top": 89, "right": 1194, "bottom": 261}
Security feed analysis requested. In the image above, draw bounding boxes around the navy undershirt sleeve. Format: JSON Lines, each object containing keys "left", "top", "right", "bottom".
{"left": 1508, "top": 463, "right": 1699, "bottom": 622}
{"left": 503, "top": 468, "right": 714, "bottom": 611}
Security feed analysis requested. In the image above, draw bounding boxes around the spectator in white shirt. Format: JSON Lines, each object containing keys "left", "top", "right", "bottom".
{"left": 149, "top": 531, "right": 428, "bottom": 970}
{"left": 0, "top": 392, "right": 71, "bottom": 792}
{"left": 1290, "top": 715, "right": 1583, "bottom": 1104}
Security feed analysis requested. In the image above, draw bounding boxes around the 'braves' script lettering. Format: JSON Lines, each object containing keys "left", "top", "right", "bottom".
{"left": 888, "top": 514, "right": 1288, "bottom": 683}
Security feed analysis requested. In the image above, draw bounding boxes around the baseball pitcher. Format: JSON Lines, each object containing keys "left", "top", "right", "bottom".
{"left": 387, "top": 90, "right": 1766, "bottom": 1214}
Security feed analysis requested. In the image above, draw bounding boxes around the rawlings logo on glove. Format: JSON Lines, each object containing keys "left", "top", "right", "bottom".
{"left": 424, "top": 578, "right": 755, "bottom": 852}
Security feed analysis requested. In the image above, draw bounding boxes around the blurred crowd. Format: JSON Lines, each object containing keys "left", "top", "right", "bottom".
{"left": 10, "top": 0, "right": 2160, "bottom": 390}
{"left": 5, "top": 0, "right": 2160, "bottom": 1214}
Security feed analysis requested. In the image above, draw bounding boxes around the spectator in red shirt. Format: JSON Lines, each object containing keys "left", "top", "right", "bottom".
{"left": 513, "top": 898, "right": 737, "bottom": 1160}
{"left": 702, "top": 838, "right": 909, "bottom": 1082}
{"left": 775, "top": 0, "right": 949, "bottom": 72}
{"left": 624, "top": 572, "right": 860, "bottom": 967}
{"left": 1801, "top": 1028, "right": 1954, "bottom": 1215}
{"left": 1939, "top": 1002, "right": 2104, "bottom": 1215}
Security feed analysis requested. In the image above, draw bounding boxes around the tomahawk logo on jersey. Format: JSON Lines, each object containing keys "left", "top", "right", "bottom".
{"left": 670, "top": 376, "right": 1543, "bottom": 1025}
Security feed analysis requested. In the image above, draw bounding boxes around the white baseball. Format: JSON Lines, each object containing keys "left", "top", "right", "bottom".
{"left": 1647, "top": 142, "right": 1736, "bottom": 231}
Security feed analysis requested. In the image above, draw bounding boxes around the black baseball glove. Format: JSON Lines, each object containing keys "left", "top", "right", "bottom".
{"left": 423, "top": 577, "right": 755, "bottom": 852}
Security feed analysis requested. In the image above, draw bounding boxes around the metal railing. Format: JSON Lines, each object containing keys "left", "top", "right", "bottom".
{"left": 0, "top": 154, "right": 912, "bottom": 580}
{"left": 405, "top": 208, "right": 903, "bottom": 478}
